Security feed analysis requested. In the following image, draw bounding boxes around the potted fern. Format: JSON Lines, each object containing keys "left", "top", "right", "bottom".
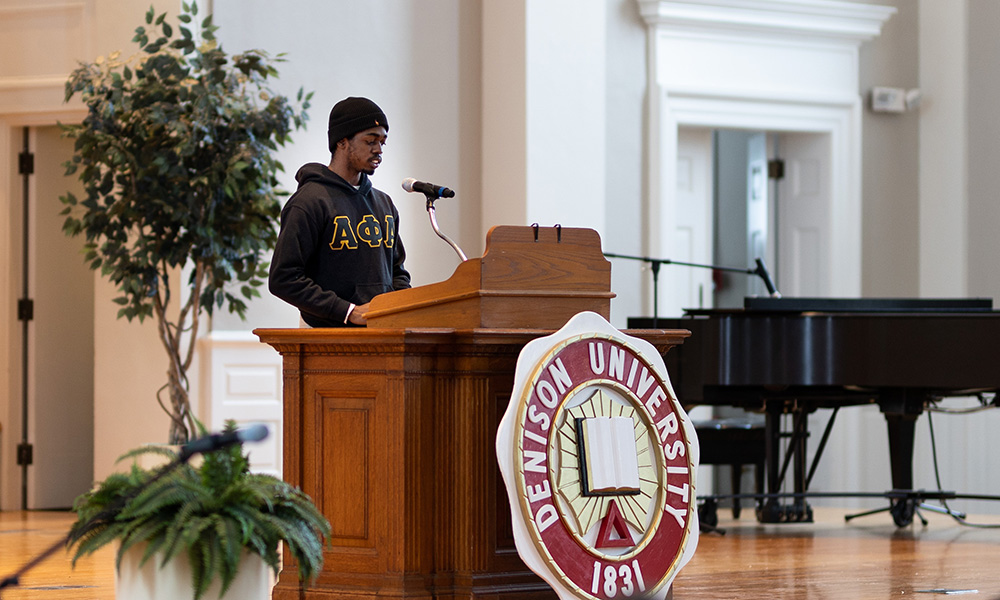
{"left": 67, "top": 423, "right": 330, "bottom": 600}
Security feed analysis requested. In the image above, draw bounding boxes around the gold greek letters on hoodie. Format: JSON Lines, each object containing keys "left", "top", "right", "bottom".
{"left": 329, "top": 214, "right": 396, "bottom": 250}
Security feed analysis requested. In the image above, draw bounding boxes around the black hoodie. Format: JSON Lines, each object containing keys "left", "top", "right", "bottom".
{"left": 268, "top": 163, "right": 411, "bottom": 327}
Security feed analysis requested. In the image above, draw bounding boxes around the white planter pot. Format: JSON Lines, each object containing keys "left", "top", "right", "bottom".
{"left": 115, "top": 544, "right": 275, "bottom": 600}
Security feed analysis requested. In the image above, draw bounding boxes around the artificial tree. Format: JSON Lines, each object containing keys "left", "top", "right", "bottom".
{"left": 61, "top": 3, "right": 311, "bottom": 443}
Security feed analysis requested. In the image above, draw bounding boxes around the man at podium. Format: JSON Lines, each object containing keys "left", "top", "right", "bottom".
{"left": 269, "top": 96, "right": 411, "bottom": 327}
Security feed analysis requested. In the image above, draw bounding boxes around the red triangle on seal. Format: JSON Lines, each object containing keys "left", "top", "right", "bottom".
{"left": 595, "top": 500, "right": 636, "bottom": 548}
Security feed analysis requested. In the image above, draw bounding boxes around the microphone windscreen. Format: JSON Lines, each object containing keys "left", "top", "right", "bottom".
{"left": 236, "top": 424, "right": 269, "bottom": 443}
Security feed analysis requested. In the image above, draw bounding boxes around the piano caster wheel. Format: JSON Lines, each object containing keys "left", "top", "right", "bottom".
{"left": 756, "top": 501, "right": 814, "bottom": 523}
{"left": 756, "top": 501, "right": 784, "bottom": 523}
{"left": 699, "top": 499, "right": 720, "bottom": 529}
{"left": 700, "top": 498, "right": 719, "bottom": 527}
{"left": 788, "top": 503, "right": 814, "bottom": 523}
{"left": 890, "top": 499, "right": 915, "bottom": 527}
{"left": 698, "top": 499, "right": 728, "bottom": 534}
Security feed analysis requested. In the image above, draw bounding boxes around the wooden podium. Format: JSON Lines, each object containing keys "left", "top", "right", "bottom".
{"left": 255, "top": 226, "right": 688, "bottom": 599}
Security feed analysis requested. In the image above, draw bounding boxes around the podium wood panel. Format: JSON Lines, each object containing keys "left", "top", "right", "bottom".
{"left": 255, "top": 327, "right": 687, "bottom": 599}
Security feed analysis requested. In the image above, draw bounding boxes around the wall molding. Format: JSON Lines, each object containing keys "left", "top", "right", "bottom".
{"left": 0, "top": 75, "right": 68, "bottom": 90}
{"left": 637, "top": 0, "right": 896, "bottom": 41}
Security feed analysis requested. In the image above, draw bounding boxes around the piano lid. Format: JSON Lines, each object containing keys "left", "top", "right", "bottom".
{"left": 642, "top": 296, "right": 1000, "bottom": 394}
{"left": 740, "top": 297, "right": 994, "bottom": 313}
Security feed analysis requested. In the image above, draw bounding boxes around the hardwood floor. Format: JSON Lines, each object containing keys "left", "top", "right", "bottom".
{"left": 1, "top": 506, "right": 999, "bottom": 599}
{"left": 674, "top": 506, "right": 1000, "bottom": 599}
{"left": 0, "top": 510, "right": 114, "bottom": 599}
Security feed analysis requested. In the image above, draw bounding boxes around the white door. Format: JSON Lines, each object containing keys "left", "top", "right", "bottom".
{"left": 661, "top": 127, "right": 714, "bottom": 316}
{"left": 746, "top": 133, "right": 770, "bottom": 298}
{"left": 714, "top": 130, "right": 769, "bottom": 306}
{"left": 775, "top": 132, "right": 832, "bottom": 297}
{"left": 28, "top": 126, "right": 95, "bottom": 508}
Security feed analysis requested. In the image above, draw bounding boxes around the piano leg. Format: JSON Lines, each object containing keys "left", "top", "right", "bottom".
{"left": 846, "top": 408, "right": 955, "bottom": 527}
{"left": 758, "top": 401, "right": 814, "bottom": 523}
{"left": 885, "top": 412, "right": 919, "bottom": 527}
{"left": 791, "top": 409, "right": 811, "bottom": 520}
{"left": 760, "top": 404, "right": 782, "bottom": 523}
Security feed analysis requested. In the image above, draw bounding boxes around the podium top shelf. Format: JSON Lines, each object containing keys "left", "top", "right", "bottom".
{"left": 365, "top": 225, "right": 615, "bottom": 330}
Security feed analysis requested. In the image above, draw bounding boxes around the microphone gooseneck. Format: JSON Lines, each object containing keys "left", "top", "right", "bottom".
{"left": 402, "top": 178, "right": 467, "bottom": 262}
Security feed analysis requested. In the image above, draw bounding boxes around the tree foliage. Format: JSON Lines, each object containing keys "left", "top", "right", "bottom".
{"left": 60, "top": 2, "right": 312, "bottom": 443}
{"left": 68, "top": 422, "right": 331, "bottom": 599}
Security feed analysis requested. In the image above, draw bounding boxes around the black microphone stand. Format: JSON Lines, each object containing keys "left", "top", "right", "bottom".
{"left": 604, "top": 253, "right": 781, "bottom": 327}
{"left": 0, "top": 435, "right": 244, "bottom": 596}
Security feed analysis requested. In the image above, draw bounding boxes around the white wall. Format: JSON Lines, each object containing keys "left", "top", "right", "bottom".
{"left": 482, "top": 0, "right": 607, "bottom": 243}
{"left": 859, "top": 0, "right": 920, "bottom": 297}
{"left": 919, "top": 0, "right": 968, "bottom": 297}
{"left": 216, "top": 0, "right": 612, "bottom": 330}
{"left": 210, "top": 0, "right": 485, "bottom": 331}
{"left": 92, "top": 275, "right": 172, "bottom": 481}
{"left": 604, "top": 0, "right": 649, "bottom": 326}
{"left": 215, "top": 0, "right": 478, "bottom": 284}
{"left": 482, "top": 1, "right": 528, "bottom": 234}
{"left": 525, "top": 0, "right": 607, "bottom": 233}
{"left": 967, "top": 0, "right": 1000, "bottom": 302}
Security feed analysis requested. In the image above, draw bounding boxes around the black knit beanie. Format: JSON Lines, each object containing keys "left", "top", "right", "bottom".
{"left": 327, "top": 97, "right": 388, "bottom": 153}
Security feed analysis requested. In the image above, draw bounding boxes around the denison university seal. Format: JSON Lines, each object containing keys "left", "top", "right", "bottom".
{"left": 497, "top": 312, "right": 699, "bottom": 600}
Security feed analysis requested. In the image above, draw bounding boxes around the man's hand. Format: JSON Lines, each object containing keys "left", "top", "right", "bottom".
{"left": 348, "top": 302, "right": 370, "bottom": 325}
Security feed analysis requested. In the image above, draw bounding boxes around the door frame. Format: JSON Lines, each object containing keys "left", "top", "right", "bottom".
{"left": 638, "top": 0, "right": 894, "bottom": 317}
{"left": 648, "top": 90, "right": 861, "bottom": 315}
{"left": 0, "top": 110, "right": 84, "bottom": 510}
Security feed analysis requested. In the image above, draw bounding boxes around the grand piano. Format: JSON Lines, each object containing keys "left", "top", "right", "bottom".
{"left": 631, "top": 297, "right": 1000, "bottom": 526}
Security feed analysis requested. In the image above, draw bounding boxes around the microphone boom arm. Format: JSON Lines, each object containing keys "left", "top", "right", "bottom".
{"left": 604, "top": 252, "right": 780, "bottom": 326}
{"left": 0, "top": 424, "right": 268, "bottom": 593}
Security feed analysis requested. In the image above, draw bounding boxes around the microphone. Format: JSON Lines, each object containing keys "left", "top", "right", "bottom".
{"left": 180, "top": 424, "right": 269, "bottom": 457}
{"left": 402, "top": 177, "right": 455, "bottom": 199}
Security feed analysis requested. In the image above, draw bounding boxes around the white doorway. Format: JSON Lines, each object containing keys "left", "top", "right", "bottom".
{"left": 661, "top": 127, "right": 832, "bottom": 315}
{"left": 713, "top": 129, "right": 772, "bottom": 308}
{"left": 660, "top": 128, "right": 715, "bottom": 314}
{"left": 8, "top": 126, "right": 95, "bottom": 509}
{"left": 649, "top": 91, "right": 859, "bottom": 320}
{"left": 776, "top": 132, "right": 834, "bottom": 298}
{"left": 639, "top": 0, "right": 892, "bottom": 318}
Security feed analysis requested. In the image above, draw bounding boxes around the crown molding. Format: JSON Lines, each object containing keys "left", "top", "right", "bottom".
{"left": 637, "top": 0, "right": 896, "bottom": 43}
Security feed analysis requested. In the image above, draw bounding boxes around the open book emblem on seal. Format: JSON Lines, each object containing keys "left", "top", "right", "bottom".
{"left": 497, "top": 312, "right": 699, "bottom": 600}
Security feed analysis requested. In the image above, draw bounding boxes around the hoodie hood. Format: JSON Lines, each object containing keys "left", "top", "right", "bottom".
{"left": 294, "top": 163, "right": 373, "bottom": 196}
